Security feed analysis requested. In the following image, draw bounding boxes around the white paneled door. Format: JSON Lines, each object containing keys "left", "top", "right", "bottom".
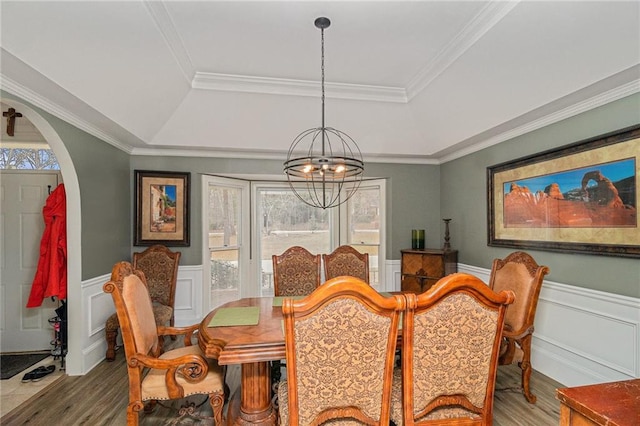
{"left": 1, "top": 171, "right": 61, "bottom": 352}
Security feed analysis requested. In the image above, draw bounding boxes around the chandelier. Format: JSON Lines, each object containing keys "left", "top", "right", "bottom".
{"left": 284, "top": 17, "right": 364, "bottom": 209}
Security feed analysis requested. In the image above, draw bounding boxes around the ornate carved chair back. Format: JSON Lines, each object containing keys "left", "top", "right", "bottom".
{"left": 488, "top": 251, "right": 549, "bottom": 404}
{"left": 104, "top": 246, "right": 180, "bottom": 361}
{"left": 108, "top": 263, "right": 161, "bottom": 362}
{"left": 391, "top": 273, "right": 514, "bottom": 425}
{"left": 103, "top": 262, "right": 151, "bottom": 361}
{"left": 272, "top": 246, "right": 321, "bottom": 296}
{"left": 278, "top": 276, "right": 405, "bottom": 426}
{"left": 109, "top": 260, "right": 148, "bottom": 292}
{"left": 322, "top": 244, "right": 370, "bottom": 284}
{"left": 132, "top": 244, "right": 181, "bottom": 323}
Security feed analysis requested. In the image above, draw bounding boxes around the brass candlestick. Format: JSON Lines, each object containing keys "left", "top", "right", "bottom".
{"left": 443, "top": 218, "right": 452, "bottom": 251}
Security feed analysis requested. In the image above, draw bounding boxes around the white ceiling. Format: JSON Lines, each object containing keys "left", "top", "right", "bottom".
{"left": 1, "top": 1, "right": 639, "bottom": 164}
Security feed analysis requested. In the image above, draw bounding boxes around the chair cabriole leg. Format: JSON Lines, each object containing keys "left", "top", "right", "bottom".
{"left": 519, "top": 334, "right": 536, "bottom": 404}
{"left": 127, "top": 401, "right": 142, "bottom": 425}
{"left": 209, "top": 391, "right": 225, "bottom": 425}
{"left": 105, "top": 326, "right": 118, "bottom": 361}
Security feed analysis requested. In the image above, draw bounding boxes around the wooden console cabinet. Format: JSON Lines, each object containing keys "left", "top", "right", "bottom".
{"left": 401, "top": 249, "right": 458, "bottom": 294}
{"left": 556, "top": 379, "right": 640, "bottom": 426}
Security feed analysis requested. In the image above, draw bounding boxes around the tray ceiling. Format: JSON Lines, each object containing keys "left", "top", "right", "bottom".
{"left": 1, "top": 1, "right": 638, "bottom": 163}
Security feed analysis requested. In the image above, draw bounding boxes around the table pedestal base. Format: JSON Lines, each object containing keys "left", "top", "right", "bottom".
{"left": 227, "top": 362, "right": 276, "bottom": 426}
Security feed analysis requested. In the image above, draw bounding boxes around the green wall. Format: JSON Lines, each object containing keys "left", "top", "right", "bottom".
{"left": 60, "top": 126, "right": 130, "bottom": 278}
{"left": 366, "top": 162, "right": 441, "bottom": 258}
{"left": 2, "top": 90, "right": 131, "bottom": 279}
{"left": 441, "top": 93, "right": 640, "bottom": 298}
{"left": 130, "top": 157, "right": 441, "bottom": 264}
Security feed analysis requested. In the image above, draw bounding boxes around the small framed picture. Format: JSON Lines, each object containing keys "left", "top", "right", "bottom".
{"left": 134, "top": 170, "right": 190, "bottom": 246}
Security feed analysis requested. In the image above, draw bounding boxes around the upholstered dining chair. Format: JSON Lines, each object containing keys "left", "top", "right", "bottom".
{"left": 103, "top": 261, "right": 225, "bottom": 425}
{"left": 390, "top": 273, "right": 514, "bottom": 425}
{"left": 105, "top": 245, "right": 180, "bottom": 361}
{"left": 271, "top": 246, "right": 322, "bottom": 384}
{"left": 272, "top": 245, "right": 321, "bottom": 296}
{"left": 278, "top": 276, "right": 405, "bottom": 426}
{"left": 323, "top": 245, "right": 370, "bottom": 284}
{"left": 488, "top": 251, "right": 550, "bottom": 404}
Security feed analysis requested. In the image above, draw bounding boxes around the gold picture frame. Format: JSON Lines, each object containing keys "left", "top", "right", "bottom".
{"left": 487, "top": 125, "right": 640, "bottom": 258}
{"left": 134, "top": 170, "right": 190, "bottom": 246}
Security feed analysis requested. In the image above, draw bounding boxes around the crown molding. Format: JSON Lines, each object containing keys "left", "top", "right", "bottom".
{"left": 144, "top": 0, "right": 195, "bottom": 84}
{"left": 406, "top": 1, "right": 520, "bottom": 101}
{"left": 131, "top": 145, "right": 440, "bottom": 165}
{"left": 131, "top": 146, "right": 287, "bottom": 160}
{"left": 438, "top": 77, "right": 640, "bottom": 164}
{"left": 192, "top": 72, "right": 407, "bottom": 103}
{"left": 1, "top": 75, "right": 134, "bottom": 154}
{"left": 189, "top": 2, "right": 520, "bottom": 104}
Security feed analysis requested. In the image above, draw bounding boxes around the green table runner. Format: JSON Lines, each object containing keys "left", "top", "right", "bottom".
{"left": 208, "top": 306, "right": 260, "bottom": 327}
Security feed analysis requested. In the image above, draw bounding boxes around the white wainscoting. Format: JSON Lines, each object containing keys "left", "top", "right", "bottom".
{"left": 81, "top": 261, "right": 639, "bottom": 387}
{"left": 172, "top": 265, "right": 204, "bottom": 327}
{"left": 80, "top": 273, "right": 111, "bottom": 374}
{"left": 386, "top": 260, "right": 640, "bottom": 386}
{"left": 387, "top": 260, "right": 639, "bottom": 386}
{"left": 456, "top": 263, "right": 640, "bottom": 387}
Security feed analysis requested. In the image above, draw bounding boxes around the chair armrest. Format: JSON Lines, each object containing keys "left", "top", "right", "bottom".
{"left": 501, "top": 324, "right": 534, "bottom": 340}
{"left": 157, "top": 323, "right": 199, "bottom": 346}
{"left": 130, "top": 352, "right": 210, "bottom": 399}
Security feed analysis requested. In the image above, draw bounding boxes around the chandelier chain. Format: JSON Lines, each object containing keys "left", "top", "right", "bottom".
{"left": 320, "top": 25, "right": 326, "bottom": 153}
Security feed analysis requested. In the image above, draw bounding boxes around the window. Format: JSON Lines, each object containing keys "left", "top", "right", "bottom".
{"left": 341, "top": 181, "right": 385, "bottom": 289}
{"left": 255, "top": 183, "right": 332, "bottom": 296}
{"left": 0, "top": 148, "right": 59, "bottom": 170}
{"left": 203, "top": 176, "right": 386, "bottom": 306}
{"left": 203, "top": 176, "right": 250, "bottom": 311}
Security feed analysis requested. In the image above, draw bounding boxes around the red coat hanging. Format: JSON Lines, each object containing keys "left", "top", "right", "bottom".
{"left": 27, "top": 183, "right": 67, "bottom": 307}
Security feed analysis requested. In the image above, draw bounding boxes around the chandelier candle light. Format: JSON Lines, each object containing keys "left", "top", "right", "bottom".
{"left": 284, "top": 17, "right": 364, "bottom": 209}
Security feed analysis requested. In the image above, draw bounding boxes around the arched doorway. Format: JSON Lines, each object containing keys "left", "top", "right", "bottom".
{"left": 1, "top": 97, "right": 82, "bottom": 375}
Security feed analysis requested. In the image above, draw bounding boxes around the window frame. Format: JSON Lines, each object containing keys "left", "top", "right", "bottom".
{"left": 201, "top": 175, "right": 251, "bottom": 311}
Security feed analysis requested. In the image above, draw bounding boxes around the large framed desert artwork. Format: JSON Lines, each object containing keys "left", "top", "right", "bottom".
{"left": 487, "top": 125, "right": 639, "bottom": 258}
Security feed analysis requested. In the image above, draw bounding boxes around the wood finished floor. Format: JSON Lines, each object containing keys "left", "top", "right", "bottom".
{"left": 1, "top": 342, "right": 563, "bottom": 425}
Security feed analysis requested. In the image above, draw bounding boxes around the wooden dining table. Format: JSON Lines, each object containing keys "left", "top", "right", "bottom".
{"left": 199, "top": 292, "right": 401, "bottom": 425}
{"left": 198, "top": 296, "right": 288, "bottom": 426}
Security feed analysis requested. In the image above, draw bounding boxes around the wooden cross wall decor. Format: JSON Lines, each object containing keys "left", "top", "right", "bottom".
{"left": 3, "top": 107, "right": 23, "bottom": 137}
